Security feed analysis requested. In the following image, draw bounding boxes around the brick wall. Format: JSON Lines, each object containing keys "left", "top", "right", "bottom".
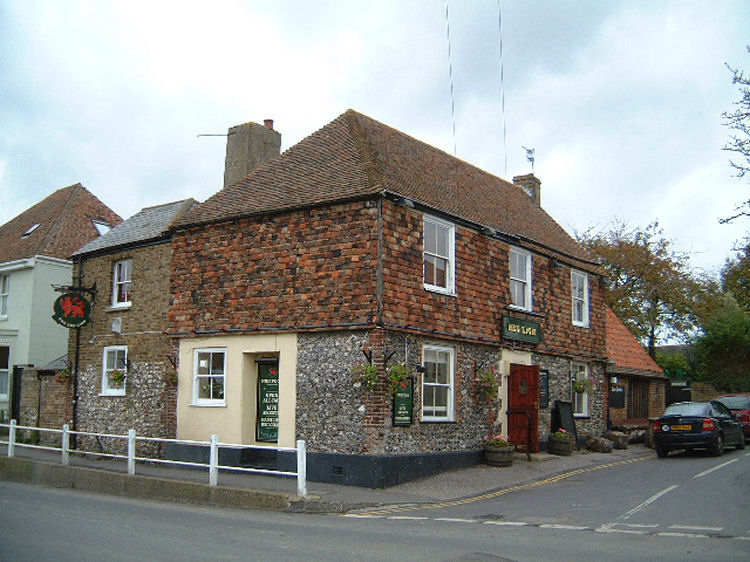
{"left": 171, "top": 197, "right": 605, "bottom": 364}
{"left": 18, "top": 369, "right": 73, "bottom": 445}
{"left": 380, "top": 200, "right": 606, "bottom": 360}
{"left": 170, "top": 201, "right": 379, "bottom": 335}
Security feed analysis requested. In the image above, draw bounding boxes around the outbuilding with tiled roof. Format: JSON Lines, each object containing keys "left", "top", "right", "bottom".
{"left": 605, "top": 307, "right": 667, "bottom": 427}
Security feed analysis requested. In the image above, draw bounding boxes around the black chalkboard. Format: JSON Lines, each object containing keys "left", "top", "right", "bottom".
{"left": 552, "top": 400, "right": 578, "bottom": 448}
{"left": 610, "top": 385, "right": 625, "bottom": 409}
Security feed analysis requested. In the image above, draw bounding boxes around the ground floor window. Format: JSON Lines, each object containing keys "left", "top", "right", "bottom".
{"left": 194, "top": 348, "right": 226, "bottom": 405}
{"left": 0, "top": 346, "right": 9, "bottom": 402}
{"left": 572, "top": 362, "right": 589, "bottom": 417}
{"left": 102, "top": 346, "right": 127, "bottom": 396}
{"left": 422, "top": 344, "right": 454, "bottom": 421}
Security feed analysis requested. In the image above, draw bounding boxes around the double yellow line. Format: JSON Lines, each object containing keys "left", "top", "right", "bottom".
{"left": 349, "top": 455, "right": 650, "bottom": 517}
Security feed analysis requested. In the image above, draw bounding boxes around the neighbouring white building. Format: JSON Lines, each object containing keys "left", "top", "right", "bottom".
{"left": 0, "top": 184, "right": 121, "bottom": 419}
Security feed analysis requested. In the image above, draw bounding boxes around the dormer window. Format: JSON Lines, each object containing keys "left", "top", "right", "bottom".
{"left": 93, "top": 220, "right": 111, "bottom": 235}
{"left": 21, "top": 223, "right": 40, "bottom": 238}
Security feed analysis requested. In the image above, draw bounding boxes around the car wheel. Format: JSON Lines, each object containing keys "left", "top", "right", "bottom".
{"left": 738, "top": 434, "right": 746, "bottom": 450}
{"left": 656, "top": 445, "right": 669, "bottom": 458}
{"left": 710, "top": 434, "right": 724, "bottom": 456}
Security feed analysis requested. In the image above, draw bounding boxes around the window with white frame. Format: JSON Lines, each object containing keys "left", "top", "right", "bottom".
{"left": 194, "top": 348, "right": 226, "bottom": 405}
{"left": 423, "top": 215, "right": 455, "bottom": 294}
{"left": 572, "top": 362, "right": 590, "bottom": 417}
{"left": 0, "top": 274, "right": 9, "bottom": 317}
{"left": 102, "top": 346, "right": 127, "bottom": 396}
{"left": 422, "top": 345, "right": 454, "bottom": 421}
{"left": 571, "top": 270, "right": 589, "bottom": 327}
{"left": 112, "top": 259, "right": 132, "bottom": 307}
{"left": 0, "top": 346, "right": 9, "bottom": 401}
{"left": 509, "top": 247, "right": 532, "bottom": 310}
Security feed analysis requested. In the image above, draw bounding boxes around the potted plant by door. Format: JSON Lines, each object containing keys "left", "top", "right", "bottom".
{"left": 547, "top": 429, "right": 575, "bottom": 456}
{"left": 483, "top": 434, "right": 515, "bottom": 466}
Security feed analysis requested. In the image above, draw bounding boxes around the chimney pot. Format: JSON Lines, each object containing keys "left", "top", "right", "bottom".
{"left": 513, "top": 174, "right": 542, "bottom": 207}
{"left": 223, "top": 120, "right": 281, "bottom": 189}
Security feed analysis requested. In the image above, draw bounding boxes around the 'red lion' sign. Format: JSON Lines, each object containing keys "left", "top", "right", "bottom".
{"left": 52, "top": 293, "right": 92, "bottom": 328}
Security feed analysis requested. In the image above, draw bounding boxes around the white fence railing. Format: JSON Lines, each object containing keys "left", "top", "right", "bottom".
{"left": 0, "top": 420, "right": 307, "bottom": 497}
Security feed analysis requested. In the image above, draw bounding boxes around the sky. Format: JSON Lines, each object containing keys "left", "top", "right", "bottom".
{"left": 1, "top": 0, "right": 748, "bottom": 275}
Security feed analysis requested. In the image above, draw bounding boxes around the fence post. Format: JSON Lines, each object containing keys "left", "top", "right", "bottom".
{"left": 209, "top": 434, "right": 218, "bottom": 487}
{"left": 62, "top": 424, "right": 70, "bottom": 465}
{"left": 127, "top": 429, "right": 136, "bottom": 475}
{"left": 8, "top": 419, "right": 16, "bottom": 457}
{"left": 296, "top": 439, "right": 307, "bottom": 498}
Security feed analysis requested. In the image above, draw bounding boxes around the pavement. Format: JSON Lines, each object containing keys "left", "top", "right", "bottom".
{"left": 0, "top": 442, "right": 654, "bottom": 513}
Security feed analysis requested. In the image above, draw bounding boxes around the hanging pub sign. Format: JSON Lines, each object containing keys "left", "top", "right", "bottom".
{"left": 393, "top": 378, "right": 414, "bottom": 426}
{"left": 503, "top": 315, "right": 541, "bottom": 344}
{"left": 52, "top": 293, "right": 92, "bottom": 328}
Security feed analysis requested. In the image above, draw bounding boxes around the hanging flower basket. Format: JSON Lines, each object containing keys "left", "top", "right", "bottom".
{"left": 572, "top": 377, "right": 593, "bottom": 394}
{"left": 387, "top": 363, "right": 411, "bottom": 395}
{"left": 352, "top": 362, "right": 378, "bottom": 391}
{"left": 54, "top": 369, "right": 71, "bottom": 384}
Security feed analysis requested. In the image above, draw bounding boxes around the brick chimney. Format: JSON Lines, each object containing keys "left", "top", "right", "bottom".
{"left": 223, "top": 119, "right": 281, "bottom": 189}
{"left": 513, "top": 174, "right": 541, "bottom": 206}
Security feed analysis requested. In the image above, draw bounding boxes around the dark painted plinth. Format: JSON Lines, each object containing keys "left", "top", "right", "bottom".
{"left": 166, "top": 443, "right": 482, "bottom": 488}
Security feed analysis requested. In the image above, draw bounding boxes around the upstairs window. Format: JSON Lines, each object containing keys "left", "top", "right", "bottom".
{"left": 194, "top": 348, "right": 226, "bottom": 405}
{"left": 102, "top": 346, "right": 127, "bottom": 396}
{"left": 0, "top": 274, "right": 9, "bottom": 317}
{"left": 112, "top": 259, "right": 132, "bottom": 308}
{"left": 422, "top": 345, "right": 455, "bottom": 421}
{"left": 571, "top": 270, "right": 589, "bottom": 327}
{"left": 509, "top": 247, "right": 532, "bottom": 310}
{"left": 423, "top": 215, "right": 455, "bottom": 294}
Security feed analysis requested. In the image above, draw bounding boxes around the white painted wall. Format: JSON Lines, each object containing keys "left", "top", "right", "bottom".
{"left": 177, "top": 333, "right": 297, "bottom": 448}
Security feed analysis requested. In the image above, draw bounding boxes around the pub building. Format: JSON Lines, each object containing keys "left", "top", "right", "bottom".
{"left": 164, "top": 111, "right": 607, "bottom": 487}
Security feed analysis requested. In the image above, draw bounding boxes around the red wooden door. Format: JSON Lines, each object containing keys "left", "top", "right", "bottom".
{"left": 508, "top": 364, "right": 540, "bottom": 452}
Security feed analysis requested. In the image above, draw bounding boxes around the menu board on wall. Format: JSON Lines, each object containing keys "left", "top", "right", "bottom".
{"left": 393, "top": 379, "right": 413, "bottom": 426}
{"left": 257, "top": 361, "right": 279, "bottom": 442}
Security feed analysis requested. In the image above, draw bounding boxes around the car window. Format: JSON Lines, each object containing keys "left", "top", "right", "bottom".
{"left": 716, "top": 396, "right": 750, "bottom": 410}
{"left": 662, "top": 402, "right": 708, "bottom": 417}
{"left": 711, "top": 402, "right": 732, "bottom": 418}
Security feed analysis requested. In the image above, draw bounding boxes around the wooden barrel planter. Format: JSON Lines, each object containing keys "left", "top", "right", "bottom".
{"left": 484, "top": 445, "right": 515, "bottom": 467}
{"left": 547, "top": 435, "right": 575, "bottom": 456}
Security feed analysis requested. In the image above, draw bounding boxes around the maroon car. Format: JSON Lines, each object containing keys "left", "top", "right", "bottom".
{"left": 714, "top": 394, "right": 750, "bottom": 441}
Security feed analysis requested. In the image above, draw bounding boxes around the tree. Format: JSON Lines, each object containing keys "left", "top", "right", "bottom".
{"left": 721, "top": 46, "right": 750, "bottom": 223}
{"left": 721, "top": 238, "right": 750, "bottom": 311}
{"left": 577, "top": 220, "right": 699, "bottom": 357}
{"left": 655, "top": 350, "right": 691, "bottom": 380}
{"left": 692, "top": 304, "right": 750, "bottom": 392}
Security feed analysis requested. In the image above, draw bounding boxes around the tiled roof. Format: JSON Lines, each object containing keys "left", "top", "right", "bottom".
{"left": 74, "top": 199, "right": 197, "bottom": 256}
{"left": 606, "top": 307, "right": 665, "bottom": 378}
{"left": 177, "top": 110, "right": 593, "bottom": 264}
{"left": 0, "top": 184, "right": 122, "bottom": 263}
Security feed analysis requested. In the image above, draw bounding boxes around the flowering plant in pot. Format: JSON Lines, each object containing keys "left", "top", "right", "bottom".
{"left": 548, "top": 428, "right": 575, "bottom": 455}
{"left": 483, "top": 433, "right": 514, "bottom": 466}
